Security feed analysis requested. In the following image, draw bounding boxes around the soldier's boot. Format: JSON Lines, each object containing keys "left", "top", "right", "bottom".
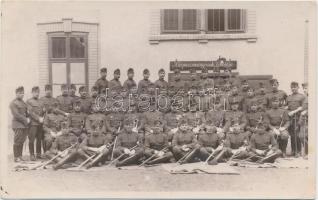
{"left": 181, "top": 148, "right": 199, "bottom": 164}
{"left": 53, "top": 151, "right": 78, "bottom": 170}
{"left": 17, "top": 144, "right": 25, "bottom": 161}
{"left": 258, "top": 150, "right": 282, "bottom": 163}
{"left": 147, "top": 153, "right": 173, "bottom": 165}
{"left": 13, "top": 144, "right": 19, "bottom": 161}
{"left": 29, "top": 142, "right": 36, "bottom": 160}
{"left": 208, "top": 149, "right": 226, "bottom": 165}
{"left": 116, "top": 153, "right": 143, "bottom": 167}
{"left": 86, "top": 150, "right": 110, "bottom": 169}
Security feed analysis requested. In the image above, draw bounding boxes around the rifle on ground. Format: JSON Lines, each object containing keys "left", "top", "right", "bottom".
{"left": 107, "top": 145, "right": 138, "bottom": 166}
{"left": 139, "top": 146, "right": 169, "bottom": 167}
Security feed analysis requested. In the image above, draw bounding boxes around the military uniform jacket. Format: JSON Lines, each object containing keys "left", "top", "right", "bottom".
{"left": 145, "top": 132, "right": 169, "bottom": 151}
{"left": 137, "top": 79, "right": 152, "bottom": 94}
{"left": 125, "top": 112, "right": 143, "bottom": 130}
{"left": 246, "top": 111, "right": 268, "bottom": 128}
{"left": 154, "top": 79, "right": 169, "bottom": 91}
{"left": 164, "top": 111, "right": 184, "bottom": 130}
{"left": 78, "top": 97, "right": 92, "bottom": 114}
{"left": 227, "top": 94, "right": 244, "bottom": 110}
{"left": 10, "top": 98, "right": 29, "bottom": 128}
{"left": 250, "top": 132, "right": 278, "bottom": 151}
{"left": 108, "top": 79, "right": 122, "bottom": 91}
{"left": 43, "top": 113, "right": 66, "bottom": 133}
{"left": 286, "top": 93, "right": 306, "bottom": 111}
{"left": 172, "top": 130, "right": 197, "bottom": 148}
{"left": 70, "top": 94, "right": 80, "bottom": 105}
{"left": 68, "top": 112, "right": 86, "bottom": 134}
{"left": 255, "top": 93, "right": 269, "bottom": 111}
{"left": 56, "top": 95, "right": 73, "bottom": 113}
{"left": 267, "top": 90, "right": 287, "bottom": 108}
{"left": 39, "top": 96, "right": 59, "bottom": 112}
{"left": 123, "top": 79, "right": 137, "bottom": 91}
{"left": 224, "top": 111, "right": 247, "bottom": 131}
{"left": 265, "top": 108, "right": 290, "bottom": 128}
{"left": 201, "top": 78, "right": 214, "bottom": 89}
{"left": 81, "top": 133, "right": 112, "bottom": 149}
{"left": 26, "top": 97, "right": 44, "bottom": 126}
{"left": 116, "top": 130, "right": 142, "bottom": 149}
{"left": 94, "top": 77, "right": 109, "bottom": 94}
{"left": 184, "top": 111, "right": 206, "bottom": 127}
{"left": 142, "top": 111, "right": 166, "bottom": 130}
{"left": 198, "top": 132, "right": 221, "bottom": 149}
{"left": 206, "top": 110, "right": 225, "bottom": 127}
{"left": 86, "top": 113, "right": 107, "bottom": 134}
{"left": 105, "top": 112, "right": 124, "bottom": 132}
{"left": 194, "top": 95, "right": 211, "bottom": 112}
{"left": 51, "top": 132, "right": 78, "bottom": 152}
{"left": 242, "top": 96, "right": 258, "bottom": 113}
{"left": 224, "top": 132, "right": 249, "bottom": 149}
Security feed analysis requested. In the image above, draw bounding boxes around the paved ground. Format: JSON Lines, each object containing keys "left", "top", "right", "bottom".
{"left": 1, "top": 157, "right": 314, "bottom": 199}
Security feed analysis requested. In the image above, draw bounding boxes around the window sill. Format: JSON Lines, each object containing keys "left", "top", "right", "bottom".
{"left": 149, "top": 33, "right": 257, "bottom": 44}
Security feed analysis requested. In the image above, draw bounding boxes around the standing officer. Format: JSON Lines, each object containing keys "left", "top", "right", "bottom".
{"left": 78, "top": 86, "right": 92, "bottom": 114}
{"left": 138, "top": 69, "right": 152, "bottom": 94}
{"left": 10, "top": 86, "right": 30, "bottom": 162}
{"left": 266, "top": 97, "right": 290, "bottom": 157}
{"left": 26, "top": 86, "right": 45, "bottom": 160}
{"left": 123, "top": 68, "right": 137, "bottom": 92}
{"left": 109, "top": 69, "right": 122, "bottom": 91}
{"left": 267, "top": 79, "right": 287, "bottom": 108}
{"left": 286, "top": 82, "right": 306, "bottom": 157}
{"left": 94, "top": 68, "right": 108, "bottom": 95}
{"left": 56, "top": 84, "right": 73, "bottom": 114}
{"left": 154, "top": 68, "right": 169, "bottom": 92}
{"left": 299, "top": 83, "right": 308, "bottom": 157}
{"left": 39, "top": 84, "right": 59, "bottom": 112}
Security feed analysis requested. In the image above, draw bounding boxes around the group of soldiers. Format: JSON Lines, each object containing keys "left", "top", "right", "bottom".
{"left": 10, "top": 67, "right": 309, "bottom": 170}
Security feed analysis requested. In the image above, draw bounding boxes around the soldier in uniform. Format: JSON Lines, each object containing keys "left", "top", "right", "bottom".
{"left": 39, "top": 84, "right": 59, "bottom": 113}
{"left": 172, "top": 118, "right": 199, "bottom": 163}
{"left": 255, "top": 82, "right": 269, "bottom": 112}
{"left": 205, "top": 96, "right": 226, "bottom": 139}
{"left": 197, "top": 125, "right": 223, "bottom": 161}
{"left": 26, "top": 86, "right": 45, "bottom": 160}
{"left": 227, "top": 84, "right": 244, "bottom": 111}
{"left": 286, "top": 82, "right": 306, "bottom": 157}
{"left": 186, "top": 69, "right": 199, "bottom": 92}
{"left": 90, "top": 86, "right": 99, "bottom": 104}
{"left": 44, "top": 120, "right": 79, "bottom": 170}
{"left": 56, "top": 84, "right": 73, "bottom": 114}
{"left": 266, "top": 97, "right": 290, "bottom": 157}
{"left": 242, "top": 87, "right": 258, "bottom": 113}
{"left": 10, "top": 86, "right": 30, "bottom": 162}
{"left": 105, "top": 100, "right": 124, "bottom": 137}
{"left": 240, "top": 79, "right": 250, "bottom": 98}
{"left": 164, "top": 104, "right": 184, "bottom": 143}
{"left": 78, "top": 86, "right": 92, "bottom": 114}
{"left": 248, "top": 122, "right": 282, "bottom": 163}
{"left": 69, "top": 84, "right": 80, "bottom": 103}
{"left": 86, "top": 103, "right": 107, "bottom": 135}
{"left": 124, "top": 98, "right": 144, "bottom": 140}
{"left": 68, "top": 100, "right": 87, "bottom": 142}
{"left": 142, "top": 101, "right": 167, "bottom": 137}
{"left": 78, "top": 121, "right": 113, "bottom": 169}
{"left": 123, "top": 68, "right": 137, "bottom": 92}
{"left": 43, "top": 102, "right": 67, "bottom": 151}
{"left": 138, "top": 69, "right": 152, "bottom": 94}
{"left": 299, "top": 83, "right": 308, "bottom": 156}
{"left": 200, "top": 67, "right": 214, "bottom": 91}
{"left": 94, "top": 68, "right": 108, "bottom": 94}
{"left": 113, "top": 118, "right": 144, "bottom": 167}
{"left": 109, "top": 69, "right": 122, "bottom": 91}
{"left": 224, "top": 98, "right": 247, "bottom": 135}
{"left": 245, "top": 100, "right": 268, "bottom": 138}
{"left": 184, "top": 101, "right": 206, "bottom": 138}
{"left": 154, "top": 68, "right": 169, "bottom": 92}
{"left": 144, "top": 120, "right": 173, "bottom": 165}
{"left": 267, "top": 79, "right": 287, "bottom": 108}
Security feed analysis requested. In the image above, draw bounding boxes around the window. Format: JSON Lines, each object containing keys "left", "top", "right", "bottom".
{"left": 161, "top": 9, "right": 200, "bottom": 33}
{"left": 52, "top": 37, "right": 66, "bottom": 58}
{"left": 70, "top": 36, "right": 86, "bottom": 58}
{"left": 207, "top": 9, "right": 246, "bottom": 33}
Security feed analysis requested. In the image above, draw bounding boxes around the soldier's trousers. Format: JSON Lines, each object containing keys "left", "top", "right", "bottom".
{"left": 198, "top": 147, "right": 214, "bottom": 160}
{"left": 114, "top": 147, "right": 144, "bottom": 166}
{"left": 12, "top": 128, "right": 28, "bottom": 158}
{"left": 289, "top": 116, "right": 301, "bottom": 154}
{"left": 271, "top": 130, "right": 289, "bottom": 154}
{"left": 43, "top": 134, "right": 54, "bottom": 151}
{"left": 28, "top": 125, "right": 43, "bottom": 156}
{"left": 144, "top": 149, "right": 173, "bottom": 164}
{"left": 172, "top": 146, "right": 199, "bottom": 162}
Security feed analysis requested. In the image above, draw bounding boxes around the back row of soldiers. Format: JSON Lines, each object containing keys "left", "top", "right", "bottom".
{"left": 10, "top": 67, "right": 308, "bottom": 168}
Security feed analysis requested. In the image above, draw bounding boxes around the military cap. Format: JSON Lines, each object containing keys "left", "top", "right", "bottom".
{"left": 100, "top": 68, "right": 107, "bottom": 73}
{"left": 79, "top": 86, "right": 87, "bottom": 92}
{"left": 45, "top": 84, "right": 52, "bottom": 91}
{"left": 290, "top": 82, "right": 299, "bottom": 87}
{"left": 143, "top": 68, "right": 150, "bottom": 74}
{"left": 270, "top": 79, "right": 279, "bottom": 85}
{"left": 61, "top": 84, "right": 68, "bottom": 90}
{"left": 302, "top": 83, "right": 308, "bottom": 87}
{"left": 31, "top": 86, "right": 40, "bottom": 92}
{"left": 114, "top": 68, "right": 120, "bottom": 75}
{"left": 127, "top": 68, "right": 134, "bottom": 73}
{"left": 70, "top": 84, "right": 76, "bottom": 89}
{"left": 15, "top": 86, "right": 24, "bottom": 93}
{"left": 158, "top": 68, "right": 165, "bottom": 73}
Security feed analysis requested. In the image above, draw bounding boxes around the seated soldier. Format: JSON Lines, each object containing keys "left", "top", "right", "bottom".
{"left": 113, "top": 118, "right": 144, "bottom": 167}
{"left": 86, "top": 103, "right": 108, "bottom": 135}
{"left": 78, "top": 121, "right": 113, "bottom": 169}
{"left": 184, "top": 101, "right": 206, "bottom": 138}
{"left": 78, "top": 86, "right": 92, "bottom": 114}
{"left": 43, "top": 102, "right": 67, "bottom": 151}
{"left": 68, "top": 100, "right": 87, "bottom": 142}
{"left": 143, "top": 120, "right": 173, "bottom": 165}
{"left": 205, "top": 96, "right": 226, "bottom": 139}
{"left": 198, "top": 125, "right": 224, "bottom": 162}
{"left": 248, "top": 122, "right": 282, "bottom": 163}
{"left": 172, "top": 118, "right": 200, "bottom": 164}
{"left": 245, "top": 100, "right": 268, "bottom": 138}
{"left": 44, "top": 120, "right": 79, "bottom": 170}
{"left": 224, "top": 98, "right": 247, "bottom": 136}
{"left": 164, "top": 104, "right": 184, "bottom": 143}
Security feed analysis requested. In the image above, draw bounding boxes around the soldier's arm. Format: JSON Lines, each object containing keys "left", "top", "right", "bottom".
{"left": 10, "top": 102, "right": 28, "bottom": 126}
{"left": 26, "top": 100, "right": 42, "bottom": 123}
{"left": 239, "top": 113, "right": 247, "bottom": 130}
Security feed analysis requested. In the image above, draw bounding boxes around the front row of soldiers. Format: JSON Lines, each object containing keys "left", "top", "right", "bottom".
{"left": 32, "top": 97, "right": 284, "bottom": 170}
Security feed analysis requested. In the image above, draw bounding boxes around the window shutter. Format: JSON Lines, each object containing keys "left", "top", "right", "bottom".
{"left": 181, "top": 9, "right": 197, "bottom": 31}
{"left": 163, "top": 9, "right": 179, "bottom": 31}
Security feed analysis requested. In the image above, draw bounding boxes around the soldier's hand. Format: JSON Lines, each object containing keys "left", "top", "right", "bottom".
{"left": 132, "top": 127, "right": 138, "bottom": 133}
{"left": 158, "top": 151, "right": 165, "bottom": 157}
{"left": 65, "top": 113, "right": 70, "bottom": 117}
{"left": 255, "top": 149, "right": 265, "bottom": 156}
{"left": 27, "top": 118, "right": 31, "bottom": 124}
{"left": 288, "top": 111, "right": 296, "bottom": 117}
{"left": 38, "top": 117, "right": 44, "bottom": 123}
{"left": 129, "top": 149, "right": 136, "bottom": 156}
{"left": 124, "top": 148, "right": 130, "bottom": 154}
{"left": 50, "top": 131, "right": 57, "bottom": 138}
{"left": 154, "top": 150, "right": 159, "bottom": 155}
{"left": 279, "top": 127, "right": 286, "bottom": 132}
{"left": 273, "top": 128, "right": 280, "bottom": 136}
{"left": 171, "top": 128, "right": 178, "bottom": 134}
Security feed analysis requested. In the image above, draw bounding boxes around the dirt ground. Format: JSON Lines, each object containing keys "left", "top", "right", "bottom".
{"left": 1, "top": 157, "right": 314, "bottom": 199}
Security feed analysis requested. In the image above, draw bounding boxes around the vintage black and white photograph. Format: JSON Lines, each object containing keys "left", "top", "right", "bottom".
{"left": 0, "top": 0, "right": 316, "bottom": 199}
